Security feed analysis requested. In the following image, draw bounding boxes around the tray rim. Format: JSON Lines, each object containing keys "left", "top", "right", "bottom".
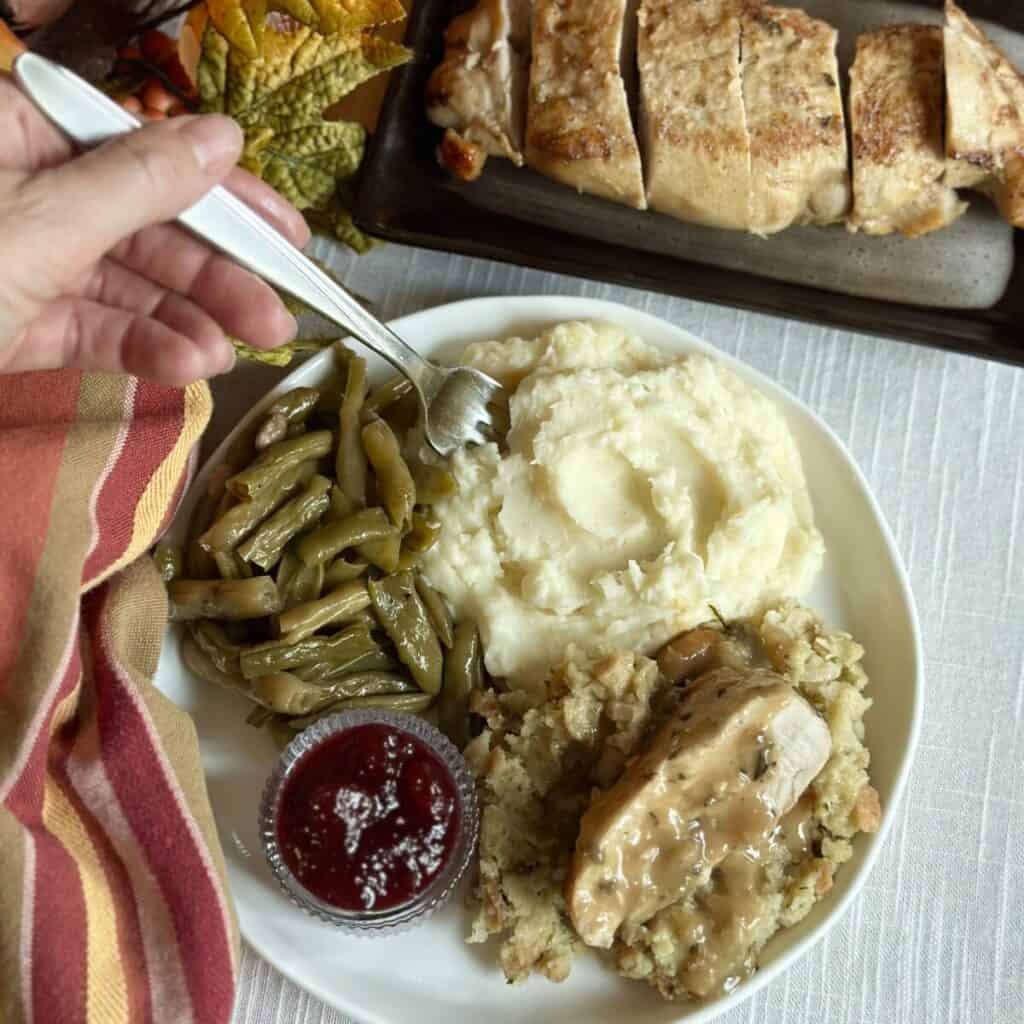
{"left": 352, "top": 0, "right": 1024, "bottom": 368}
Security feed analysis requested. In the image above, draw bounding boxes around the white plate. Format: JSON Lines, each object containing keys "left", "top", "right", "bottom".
{"left": 154, "top": 297, "right": 922, "bottom": 1024}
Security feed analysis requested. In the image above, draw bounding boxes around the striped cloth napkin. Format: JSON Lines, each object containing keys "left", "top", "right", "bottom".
{"left": 0, "top": 370, "right": 239, "bottom": 1023}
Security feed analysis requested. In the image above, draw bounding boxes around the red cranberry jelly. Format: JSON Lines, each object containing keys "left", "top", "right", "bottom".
{"left": 276, "top": 723, "right": 459, "bottom": 912}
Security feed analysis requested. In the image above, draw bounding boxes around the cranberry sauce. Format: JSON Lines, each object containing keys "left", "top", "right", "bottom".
{"left": 276, "top": 723, "right": 460, "bottom": 912}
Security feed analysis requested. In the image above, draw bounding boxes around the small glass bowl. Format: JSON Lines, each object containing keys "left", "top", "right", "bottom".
{"left": 258, "top": 709, "right": 479, "bottom": 936}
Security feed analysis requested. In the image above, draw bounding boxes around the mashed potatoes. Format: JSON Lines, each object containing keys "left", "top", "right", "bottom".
{"left": 422, "top": 321, "right": 824, "bottom": 685}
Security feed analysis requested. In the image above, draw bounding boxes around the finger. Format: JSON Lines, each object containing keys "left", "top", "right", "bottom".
{"left": 18, "top": 114, "right": 243, "bottom": 274}
{"left": 0, "top": 78, "right": 71, "bottom": 172}
{"left": 13, "top": 297, "right": 235, "bottom": 385}
{"left": 112, "top": 223, "right": 297, "bottom": 348}
{"left": 224, "top": 167, "right": 311, "bottom": 248}
{"left": 83, "top": 258, "right": 230, "bottom": 353}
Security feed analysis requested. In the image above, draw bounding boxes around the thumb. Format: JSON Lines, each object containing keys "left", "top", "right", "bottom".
{"left": 22, "top": 114, "right": 243, "bottom": 273}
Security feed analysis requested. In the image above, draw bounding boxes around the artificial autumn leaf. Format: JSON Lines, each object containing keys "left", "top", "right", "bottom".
{"left": 231, "top": 335, "right": 335, "bottom": 366}
{"left": 0, "top": 21, "right": 26, "bottom": 74}
{"left": 198, "top": 19, "right": 408, "bottom": 244}
{"left": 206, "top": 0, "right": 267, "bottom": 59}
{"left": 305, "top": 192, "right": 375, "bottom": 252}
{"left": 273, "top": 0, "right": 404, "bottom": 37}
{"left": 206, "top": 0, "right": 404, "bottom": 59}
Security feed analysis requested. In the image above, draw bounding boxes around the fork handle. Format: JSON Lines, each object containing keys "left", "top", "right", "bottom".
{"left": 12, "top": 52, "right": 433, "bottom": 389}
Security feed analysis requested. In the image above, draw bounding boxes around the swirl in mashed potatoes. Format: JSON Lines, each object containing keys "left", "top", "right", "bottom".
{"left": 422, "top": 321, "right": 824, "bottom": 686}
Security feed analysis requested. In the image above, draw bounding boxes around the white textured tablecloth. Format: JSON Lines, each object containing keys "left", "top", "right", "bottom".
{"left": 212, "top": 240, "right": 1024, "bottom": 1024}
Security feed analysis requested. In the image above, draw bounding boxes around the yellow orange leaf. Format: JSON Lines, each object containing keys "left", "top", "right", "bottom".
{"left": 271, "top": 0, "right": 404, "bottom": 36}
{"left": 0, "top": 21, "right": 26, "bottom": 74}
{"left": 206, "top": 0, "right": 266, "bottom": 59}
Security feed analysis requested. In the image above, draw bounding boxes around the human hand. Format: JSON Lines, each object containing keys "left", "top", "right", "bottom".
{"left": 0, "top": 75, "right": 311, "bottom": 385}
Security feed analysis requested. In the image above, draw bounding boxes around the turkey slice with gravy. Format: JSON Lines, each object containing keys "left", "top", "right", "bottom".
{"left": 566, "top": 667, "right": 831, "bottom": 949}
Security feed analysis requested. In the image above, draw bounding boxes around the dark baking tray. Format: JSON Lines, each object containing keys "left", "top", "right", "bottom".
{"left": 354, "top": 0, "right": 1024, "bottom": 366}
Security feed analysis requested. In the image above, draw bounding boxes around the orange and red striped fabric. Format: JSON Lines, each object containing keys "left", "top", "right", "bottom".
{"left": 0, "top": 370, "right": 239, "bottom": 1024}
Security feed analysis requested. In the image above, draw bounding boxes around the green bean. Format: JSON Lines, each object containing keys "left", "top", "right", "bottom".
{"left": 314, "top": 370, "right": 346, "bottom": 414}
{"left": 199, "top": 461, "right": 316, "bottom": 553}
{"left": 286, "top": 691, "right": 434, "bottom": 731}
{"left": 250, "top": 672, "right": 339, "bottom": 716}
{"left": 415, "top": 575, "right": 454, "bottom": 648}
{"left": 410, "top": 462, "right": 457, "bottom": 505}
{"left": 268, "top": 716, "right": 296, "bottom": 750}
{"left": 379, "top": 390, "right": 420, "bottom": 435}
{"left": 187, "top": 466, "right": 230, "bottom": 540}
{"left": 213, "top": 549, "right": 251, "bottom": 580}
{"left": 404, "top": 510, "right": 442, "bottom": 554}
{"left": 186, "top": 465, "right": 233, "bottom": 578}
{"left": 276, "top": 548, "right": 301, "bottom": 590}
{"left": 153, "top": 542, "right": 183, "bottom": 583}
{"left": 181, "top": 631, "right": 250, "bottom": 696}
{"left": 236, "top": 475, "right": 332, "bottom": 570}
{"left": 324, "top": 671, "right": 418, "bottom": 697}
{"left": 297, "top": 670, "right": 415, "bottom": 699}
{"left": 439, "top": 622, "right": 483, "bottom": 748}
{"left": 364, "top": 374, "right": 414, "bottom": 416}
{"left": 297, "top": 507, "right": 393, "bottom": 567}
{"left": 296, "top": 648, "right": 399, "bottom": 681}
{"left": 337, "top": 355, "right": 368, "bottom": 506}
{"left": 169, "top": 577, "right": 282, "bottom": 621}
{"left": 239, "top": 622, "right": 376, "bottom": 679}
{"left": 329, "top": 485, "right": 356, "bottom": 521}
{"left": 246, "top": 705, "right": 276, "bottom": 727}
{"left": 277, "top": 580, "right": 372, "bottom": 642}
{"left": 282, "top": 561, "right": 325, "bottom": 609}
{"left": 343, "top": 692, "right": 434, "bottom": 712}
{"left": 267, "top": 387, "right": 321, "bottom": 424}
{"left": 254, "top": 412, "right": 289, "bottom": 451}
{"left": 395, "top": 548, "right": 420, "bottom": 572}
{"left": 368, "top": 572, "right": 443, "bottom": 694}
{"left": 227, "top": 431, "right": 333, "bottom": 500}
{"left": 357, "top": 531, "right": 402, "bottom": 573}
{"left": 211, "top": 487, "right": 236, "bottom": 525}
{"left": 361, "top": 418, "right": 416, "bottom": 529}
{"left": 187, "top": 620, "right": 243, "bottom": 675}
{"left": 323, "top": 555, "right": 369, "bottom": 587}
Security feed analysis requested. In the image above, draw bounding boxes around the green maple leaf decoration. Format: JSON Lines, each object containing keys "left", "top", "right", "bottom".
{"left": 198, "top": 19, "right": 408, "bottom": 249}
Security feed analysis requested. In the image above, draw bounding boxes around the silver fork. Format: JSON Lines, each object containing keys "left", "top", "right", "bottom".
{"left": 13, "top": 52, "right": 505, "bottom": 457}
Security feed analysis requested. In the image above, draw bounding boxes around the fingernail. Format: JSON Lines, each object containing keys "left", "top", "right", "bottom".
{"left": 281, "top": 311, "right": 299, "bottom": 342}
{"left": 216, "top": 341, "right": 237, "bottom": 376}
{"left": 184, "top": 115, "right": 244, "bottom": 172}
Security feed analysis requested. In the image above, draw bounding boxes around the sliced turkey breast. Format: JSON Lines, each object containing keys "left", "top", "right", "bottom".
{"left": 638, "top": 0, "right": 751, "bottom": 230}
{"left": 848, "top": 25, "right": 968, "bottom": 238}
{"left": 742, "top": 5, "right": 850, "bottom": 235}
{"left": 525, "top": 0, "right": 646, "bottom": 209}
{"left": 426, "top": 0, "right": 532, "bottom": 177}
{"left": 944, "top": 0, "right": 1024, "bottom": 228}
